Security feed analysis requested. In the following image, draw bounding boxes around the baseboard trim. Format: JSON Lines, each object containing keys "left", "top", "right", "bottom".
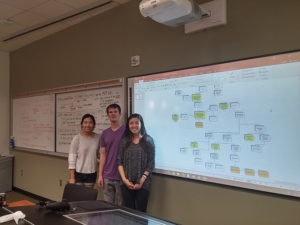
{"left": 12, "top": 186, "right": 51, "bottom": 202}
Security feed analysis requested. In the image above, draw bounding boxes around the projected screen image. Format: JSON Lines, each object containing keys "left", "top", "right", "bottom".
{"left": 128, "top": 51, "right": 300, "bottom": 197}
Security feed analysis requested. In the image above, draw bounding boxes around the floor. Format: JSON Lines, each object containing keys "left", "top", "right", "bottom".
{"left": 5, "top": 191, "right": 39, "bottom": 204}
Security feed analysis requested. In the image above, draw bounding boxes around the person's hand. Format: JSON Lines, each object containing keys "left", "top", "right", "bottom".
{"left": 97, "top": 175, "right": 104, "bottom": 188}
{"left": 69, "top": 178, "right": 75, "bottom": 184}
{"left": 123, "top": 179, "right": 134, "bottom": 189}
{"left": 133, "top": 183, "right": 143, "bottom": 190}
{"left": 133, "top": 176, "right": 145, "bottom": 190}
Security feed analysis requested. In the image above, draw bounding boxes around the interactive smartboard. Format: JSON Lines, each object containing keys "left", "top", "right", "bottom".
{"left": 128, "top": 51, "right": 300, "bottom": 197}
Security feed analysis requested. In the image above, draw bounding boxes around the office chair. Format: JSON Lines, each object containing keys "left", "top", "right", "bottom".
{"left": 62, "top": 183, "right": 98, "bottom": 202}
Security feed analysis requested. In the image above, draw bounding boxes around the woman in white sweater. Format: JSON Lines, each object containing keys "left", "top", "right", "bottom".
{"left": 68, "top": 114, "right": 100, "bottom": 188}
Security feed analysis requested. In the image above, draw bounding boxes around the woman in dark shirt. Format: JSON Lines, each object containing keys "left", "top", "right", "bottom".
{"left": 117, "top": 113, "right": 155, "bottom": 212}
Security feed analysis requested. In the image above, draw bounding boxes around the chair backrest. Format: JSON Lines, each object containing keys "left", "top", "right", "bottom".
{"left": 62, "top": 183, "right": 98, "bottom": 202}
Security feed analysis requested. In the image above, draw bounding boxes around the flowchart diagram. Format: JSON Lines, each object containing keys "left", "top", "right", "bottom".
{"left": 134, "top": 64, "right": 300, "bottom": 190}
{"left": 172, "top": 83, "right": 271, "bottom": 179}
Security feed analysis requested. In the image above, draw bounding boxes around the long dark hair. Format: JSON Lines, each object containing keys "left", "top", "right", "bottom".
{"left": 124, "top": 113, "right": 148, "bottom": 149}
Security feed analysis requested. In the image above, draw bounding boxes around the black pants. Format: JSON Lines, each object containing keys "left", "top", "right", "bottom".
{"left": 121, "top": 185, "right": 149, "bottom": 212}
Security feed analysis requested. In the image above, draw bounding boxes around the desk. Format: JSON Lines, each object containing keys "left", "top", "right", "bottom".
{"left": 1, "top": 201, "right": 179, "bottom": 225}
{"left": 0, "top": 207, "right": 30, "bottom": 225}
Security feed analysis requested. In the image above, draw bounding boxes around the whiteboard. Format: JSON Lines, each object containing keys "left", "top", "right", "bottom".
{"left": 56, "top": 85, "right": 125, "bottom": 153}
{"left": 12, "top": 94, "right": 55, "bottom": 152}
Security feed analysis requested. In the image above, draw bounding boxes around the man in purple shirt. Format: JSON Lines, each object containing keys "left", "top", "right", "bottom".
{"left": 97, "top": 104, "right": 125, "bottom": 205}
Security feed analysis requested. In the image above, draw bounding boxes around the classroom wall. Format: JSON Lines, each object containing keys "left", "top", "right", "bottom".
{"left": 0, "top": 51, "right": 9, "bottom": 156}
{"left": 9, "top": 1, "right": 300, "bottom": 225}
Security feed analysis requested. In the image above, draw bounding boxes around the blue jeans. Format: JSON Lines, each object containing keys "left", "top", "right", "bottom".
{"left": 103, "top": 178, "right": 123, "bottom": 205}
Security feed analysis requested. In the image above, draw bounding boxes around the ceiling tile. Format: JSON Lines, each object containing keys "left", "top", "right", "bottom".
{"left": 0, "top": 2, "right": 23, "bottom": 18}
{"left": 0, "top": 22, "right": 27, "bottom": 41}
{"left": 0, "top": 0, "right": 48, "bottom": 11}
{"left": 0, "top": 0, "right": 128, "bottom": 51}
{"left": 88, "top": 1, "right": 118, "bottom": 17}
{"left": 40, "top": 20, "right": 72, "bottom": 34}
{"left": 30, "top": 0, "right": 74, "bottom": 19}
{"left": 11, "top": 11, "right": 49, "bottom": 27}
{"left": 65, "top": 13, "right": 91, "bottom": 26}
{"left": 55, "top": 0, "right": 110, "bottom": 9}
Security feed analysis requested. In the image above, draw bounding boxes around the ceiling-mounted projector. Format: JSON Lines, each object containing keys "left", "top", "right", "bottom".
{"left": 139, "top": 0, "right": 204, "bottom": 27}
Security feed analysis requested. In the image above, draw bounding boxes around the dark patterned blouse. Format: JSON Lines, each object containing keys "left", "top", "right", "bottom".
{"left": 117, "top": 135, "right": 155, "bottom": 190}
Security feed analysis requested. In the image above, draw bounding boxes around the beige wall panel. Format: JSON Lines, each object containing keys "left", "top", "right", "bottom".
{"left": 12, "top": 151, "right": 69, "bottom": 200}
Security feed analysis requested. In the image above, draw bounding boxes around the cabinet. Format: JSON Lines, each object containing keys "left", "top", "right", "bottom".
{"left": 0, "top": 156, "right": 13, "bottom": 192}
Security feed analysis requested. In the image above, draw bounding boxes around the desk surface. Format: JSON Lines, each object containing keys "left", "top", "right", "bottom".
{"left": 0, "top": 207, "right": 30, "bottom": 225}
{"left": 1, "top": 205, "right": 75, "bottom": 225}
{"left": 1, "top": 201, "right": 179, "bottom": 225}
